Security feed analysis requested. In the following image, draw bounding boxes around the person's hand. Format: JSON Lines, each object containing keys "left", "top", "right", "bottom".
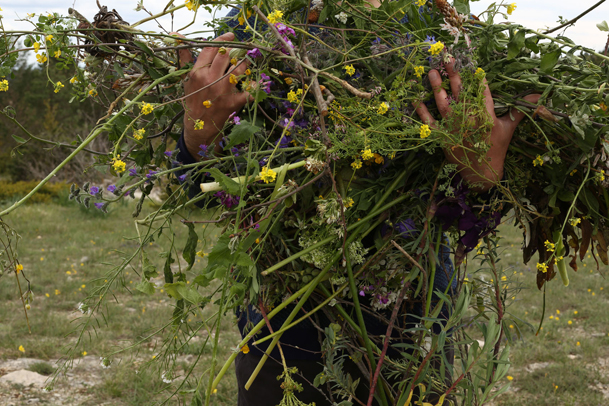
{"left": 173, "top": 31, "right": 250, "bottom": 160}
{"left": 413, "top": 60, "right": 540, "bottom": 191}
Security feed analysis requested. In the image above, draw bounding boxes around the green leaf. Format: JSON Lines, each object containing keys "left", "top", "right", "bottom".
{"left": 225, "top": 120, "right": 260, "bottom": 150}
{"left": 207, "top": 168, "right": 241, "bottom": 195}
{"left": 525, "top": 36, "right": 540, "bottom": 53}
{"left": 133, "top": 40, "right": 154, "bottom": 56}
{"left": 205, "top": 232, "right": 233, "bottom": 269}
{"left": 507, "top": 29, "right": 525, "bottom": 60}
{"left": 540, "top": 48, "right": 561, "bottom": 73}
{"left": 453, "top": 0, "right": 470, "bottom": 15}
{"left": 182, "top": 222, "right": 198, "bottom": 270}
{"left": 597, "top": 21, "right": 609, "bottom": 32}
{"left": 136, "top": 280, "right": 156, "bottom": 295}
{"left": 164, "top": 251, "right": 174, "bottom": 283}
{"left": 163, "top": 282, "right": 204, "bottom": 304}
{"left": 11, "top": 134, "right": 27, "bottom": 144}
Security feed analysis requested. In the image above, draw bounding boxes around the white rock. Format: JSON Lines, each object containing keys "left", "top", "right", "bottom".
{"left": 0, "top": 370, "right": 48, "bottom": 388}
{"left": 525, "top": 362, "right": 551, "bottom": 372}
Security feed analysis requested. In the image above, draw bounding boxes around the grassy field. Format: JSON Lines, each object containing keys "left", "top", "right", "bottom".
{"left": 1, "top": 198, "right": 609, "bottom": 405}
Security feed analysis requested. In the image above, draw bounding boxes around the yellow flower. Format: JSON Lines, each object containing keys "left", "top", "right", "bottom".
{"left": 568, "top": 320, "right": 572, "bottom": 325}
{"left": 46, "top": 34, "right": 53, "bottom": 42}
{"left": 351, "top": 159, "right": 362, "bottom": 170}
{"left": 70, "top": 76, "right": 78, "bottom": 84}
{"left": 536, "top": 262, "right": 548, "bottom": 273}
{"left": 414, "top": 65, "right": 424, "bottom": 78}
{"left": 507, "top": 3, "right": 517, "bottom": 15}
{"left": 16, "top": 264, "right": 23, "bottom": 273}
{"left": 576, "top": 341, "right": 580, "bottom": 346}
{"left": 88, "top": 89, "right": 98, "bottom": 97}
{"left": 36, "top": 53, "right": 48, "bottom": 64}
{"left": 133, "top": 128, "right": 146, "bottom": 140}
{"left": 544, "top": 240, "right": 555, "bottom": 252}
{"left": 54, "top": 81, "right": 64, "bottom": 93}
{"left": 507, "top": 376, "right": 513, "bottom": 381}
{"left": 570, "top": 217, "right": 581, "bottom": 227}
{"left": 245, "top": 69, "right": 252, "bottom": 75}
{"left": 230, "top": 58, "right": 238, "bottom": 66}
{"left": 600, "top": 102, "right": 608, "bottom": 112}
{"left": 185, "top": 0, "right": 199, "bottom": 11}
{"left": 82, "top": 351, "right": 87, "bottom": 356}
{"left": 284, "top": 77, "right": 293, "bottom": 85}
{"left": 259, "top": 166, "right": 277, "bottom": 183}
{"left": 373, "top": 153, "right": 384, "bottom": 164}
{"left": 344, "top": 197, "right": 354, "bottom": 208}
{"left": 475, "top": 67, "right": 485, "bottom": 76}
{"left": 229, "top": 74, "right": 239, "bottom": 85}
{"left": 54, "top": 49, "right": 61, "bottom": 58}
{"left": 377, "top": 102, "right": 389, "bottom": 115}
{"left": 55, "top": 289, "right": 60, "bottom": 295}
{"left": 241, "top": 344, "right": 250, "bottom": 354}
{"left": 0, "top": 79, "right": 8, "bottom": 92}
{"left": 361, "top": 149, "right": 374, "bottom": 160}
{"left": 344, "top": 64, "right": 355, "bottom": 76}
{"left": 287, "top": 89, "right": 304, "bottom": 103}
{"left": 194, "top": 119, "right": 205, "bottom": 130}
{"left": 45, "top": 293, "right": 50, "bottom": 297}
{"left": 203, "top": 100, "right": 212, "bottom": 108}
{"left": 415, "top": 0, "right": 426, "bottom": 6}
{"left": 112, "top": 159, "right": 126, "bottom": 173}
{"left": 141, "top": 103, "right": 154, "bottom": 115}
{"left": 267, "top": 10, "right": 283, "bottom": 24}
{"left": 570, "top": 169, "right": 578, "bottom": 176}
{"left": 33, "top": 42, "right": 40, "bottom": 53}
{"left": 420, "top": 124, "right": 431, "bottom": 138}
{"left": 532, "top": 155, "right": 544, "bottom": 166}
{"left": 429, "top": 41, "right": 444, "bottom": 56}
{"left": 18, "top": 345, "right": 25, "bottom": 353}
{"left": 238, "top": 15, "right": 245, "bottom": 25}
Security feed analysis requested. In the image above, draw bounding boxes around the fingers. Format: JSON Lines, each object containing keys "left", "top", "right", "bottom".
{"left": 482, "top": 79, "right": 496, "bottom": 119}
{"left": 412, "top": 99, "right": 436, "bottom": 126}
{"left": 197, "top": 32, "right": 235, "bottom": 69}
{"left": 500, "top": 93, "right": 542, "bottom": 133}
{"left": 429, "top": 70, "right": 451, "bottom": 118}
{"left": 444, "top": 60, "right": 462, "bottom": 98}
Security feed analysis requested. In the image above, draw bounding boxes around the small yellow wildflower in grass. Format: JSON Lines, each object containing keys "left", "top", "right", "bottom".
{"left": 429, "top": 41, "right": 444, "bottom": 56}
{"left": 16, "top": 264, "right": 23, "bottom": 273}
{"left": 536, "top": 262, "right": 548, "bottom": 273}
{"left": 259, "top": 166, "right": 277, "bottom": 183}
{"left": 33, "top": 42, "right": 40, "bottom": 53}
{"left": 133, "top": 128, "right": 146, "bottom": 140}
{"left": 255, "top": 238, "right": 260, "bottom": 244}
{"left": 377, "top": 102, "right": 389, "bottom": 115}
{"left": 414, "top": 65, "right": 424, "bottom": 78}
{"left": 420, "top": 124, "right": 431, "bottom": 138}
{"left": 501, "top": 276, "right": 507, "bottom": 281}
{"left": 46, "top": 34, "right": 53, "bottom": 42}
{"left": 45, "top": 293, "right": 50, "bottom": 298}
{"left": 344, "top": 197, "right": 355, "bottom": 208}
{"left": 54, "top": 81, "right": 64, "bottom": 93}
{"left": 194, "top": 119, "right": 205, "bottom": 130}
{"left": 229, "top": 74, "right": 239, "bottom": 85}
{"left": 55, "top": 289, "right": 60, "bottom": 295}
{"left": 507, "top": 3, "right": 517, "bottom": 15}
{"left": 82, "top": 351, "right": 87, "bottom": 356}
{"left": 576, "top": 341, "right": 580, "bottom": 346}
{"left": 361, "top": 149, "right": 374, "bottom": 160}
{"left": 344, "top": 64, "right": 355, "bottom": 76}
{"left": 568, "top": 320, "right": 573, "bottom": 325}
{"left": 507, "top": 376, "right": 513, "bottom": 381}
{"left": 556, "top": 310, "right": 560, "bottom": 315}
{"left": 544, "top": 240, "right": 555, "bottom": 252}
{"left": 185, "top": 0, "right": 199, "bottom": 11}
{"left": 532, "top": 155, "right": 544, "bottom": 166}
{"left": 141, "top": 103, "right": 154, "bottom": 115}
{"left": 203, "top": 100, "right": 212, "bottom": 108}
{"left": 112, "top": 159, "right": 126, "bottom": 173}
{"left": 415, "top": 0, "right": 426, "bottom": 6}
{"left": 284, "top": 77, "right": 292, "bottom": 85}
{"left": 54, "top": 49, "right": 61, "bottom": 58}
{"left": 18, "top": 345, "right": 25, "bottom": 353}
{"left": 351, "top": 159, "right": 362, "bottom": 170}
{"left": 570, "top": 217, "right": 581, "bottom": 227}
{"left": 241, "top": 344, "right": 250, "bottom": 354}
{"left": 267, "top": 10, "right": 283, "bottom": 24}
{"left": 36, "top": 53, "right": 48, "bottom": 64}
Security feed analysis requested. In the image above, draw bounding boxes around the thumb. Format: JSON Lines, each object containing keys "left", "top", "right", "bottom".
{"left": 169, "top": 32, "right": 193, "bottom": 71}
{"left": 501, "top": 93, "right": 542, "bottom": 132}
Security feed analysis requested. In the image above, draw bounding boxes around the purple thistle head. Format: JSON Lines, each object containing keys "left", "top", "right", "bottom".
{"left": 89, "top": 186, "right": 100, "bottom": 195}
{"left": 107, "top": 185, "right": 116, "bottom": 193}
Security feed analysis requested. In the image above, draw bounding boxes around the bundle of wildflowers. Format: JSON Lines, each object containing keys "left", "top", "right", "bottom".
{"left": 2, "top": 0, "right": 609, "bottom": 404}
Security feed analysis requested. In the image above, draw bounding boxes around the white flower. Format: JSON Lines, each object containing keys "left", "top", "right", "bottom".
{"left": 161, "top": 372, "right": 173, "bottom": 384}
{"left": 100, "top": 357, "right": 111, "bottom": 369}
{"left": 335, "top": 12, "right": 348, "bottom": 24}
{"left": 77, "top": 302, "right": 91, "bottom": 315}
{"left": 311, "top": 0, "right": 324, "bottom": 11}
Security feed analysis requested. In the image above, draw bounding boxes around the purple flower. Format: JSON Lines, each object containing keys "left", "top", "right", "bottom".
{"left": 129, "top": 168, "right": 138, "bottom": 176}
{"left": 425, "top": 35, "right": 437, "bottom": 44}
{"left": 214, "top": 191, "right": 240, "bottom": 208}
{"left": 275, "top": 23, "right": 295, "bottom": 36}
{"left": 259, "top": 157, "right": 268, "bottom": 167}
{"left": 107, "top": 185, "right": 116, "bottom": 193}
{"left": 359, "top": 290, "right": 365, "bottom": 297}
{"left": 178, "top": 174, "right": 187, "bottom": 182}
{"left": 260, "top": 73, "right": 270, "bottom": 81}
{"left": 233, "top": 116, "right": 241, "bottom": 125}
{"left": 198, "top": 144, "right": 208, "bottom": 158}
{"left": 146, "top": 170, "right": 158, "bottom": 179}
{"left": 94, "top": 202, "right": 104, "bottom": 210}
{"left": 164, "top": 151, "right": 172, "bottom": 158}
{"left": 253, "top": 224, "right": 260, "bottom": 231}
{"left": 89, "top": 186, "right": 100, "bottom": 195}
{"left": 396, "top": 219, "right": 418, "bottom": 238}
{"left": 246, "top": 48, "right": 262, "bottom": 59}
{"left": 277, "top": 134, "right": 292, "bottom": 148}
{"left": 231, "top": 147, "right": 239, "bottom": 157}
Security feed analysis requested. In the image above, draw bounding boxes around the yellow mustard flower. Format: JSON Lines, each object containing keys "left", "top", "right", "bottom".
{"left": 532, "top": 155, "right": 544, "bottom": 166}
{"left": 351, "top": 159, "right": 362, "bottom": 170}
{"left": 88, "top": 89, "right": 98, "bottom": 97}
{"left": 420, "top": 124, "right": 431, "bottom": 138}
{"left": 415, "top": 0, "right": 426, "bottom": 6}
{"left": 267, "top": 10, "right": 283, "bottom": 24}
{"left": 141, "top": 103, "right": 154, "bottom": 115}
{"left": 475, "top": 67, "right": 485, "bottom": 76}
{"left": 429, "top": 41, "right": 444, "bottom": 56}
{"left": 230, "top": 58, "right": 238, "bottom": 66}
{"left": 284, "top": 77, "right": 293, "bottom": 85}
{"left": 245, "top": 69, "right": 252, "bottom": 75}
{"left": 536, "top": 262, "right": 548, "bottom": 273}
{"left": 344, "top": 64, "right": 355, "bottom": 76}
{"left": 133, "top": 128, "right": 146, "bottom": 140}
{"left": 54, "top": 81, "right": 64, "bottom": 93}
{"left": 112, "top": 159, "right": 126, "bottom": 173}
{"left": 260, "top": 166, "right": 277, "bottom": 183}
{"left": 507, "top": 3, "right": 517, "bottom": 15}
{"left": 194, "top": 120, "right": 205, "bottom": 130}
{"left": 544, "top": 240, "right": 555, "bottom": 252}
{"left": 344, "top": 197, "right": 354, "bottom": 208}
{"left": 377, "top": 102, "right": 389, "bottom": 115}
{"left": 414, "top": 65, "right": 424, "bottom": 78}
{"left": 373, "top": 153, "right": 384, "bottom": 164}
{"left": 361, "top": 149, "right": 374, "bottom": 160}
{"left": 185, "top": 0, "right": 199, "bottom": 11}
{"left": 0, "top": 79, "right": 8, "bottom": 92}
{"left": 69, "top": 76, "right": 78, "bottom": 84}
{"left": 570, "top": 217, "right": 581, "bottom": 227}
{"left": 229, "top": 74, "right": 239, "bottom": 85}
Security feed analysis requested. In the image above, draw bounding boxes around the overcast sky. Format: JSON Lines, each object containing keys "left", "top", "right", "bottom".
{"left": 1, "top": 0, "right": 608, "bottom": 51}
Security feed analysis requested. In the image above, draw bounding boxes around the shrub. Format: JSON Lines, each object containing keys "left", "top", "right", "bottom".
{"left": 0, "top": 181, "right": 70, "bottom": 204}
